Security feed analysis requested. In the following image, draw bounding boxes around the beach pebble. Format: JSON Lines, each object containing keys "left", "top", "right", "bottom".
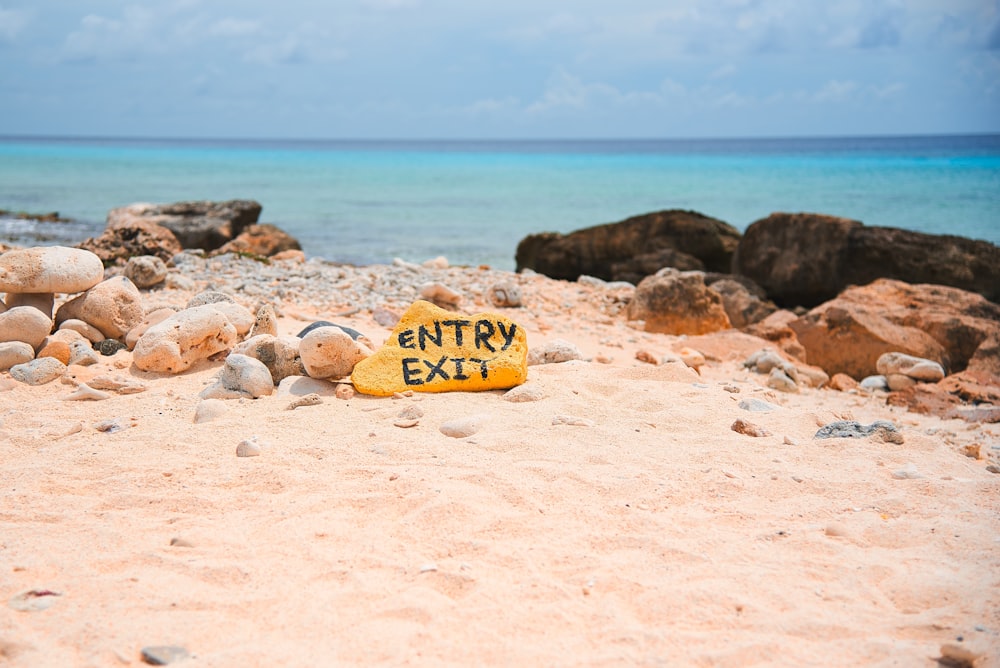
{"left": 885, "top": 373, "right": 917, "bottom": 391}
{"left": 63, "top": 383, "right": 110, "bottom": 401}
{"left": 193, "top": 398, "right": 228, "bottom": 423}
{"left": 299, "top": 326, "right": 372, "bottom": 380}
{"left": 678, "top": 347, "right": 706, "bottom": 370}
{"left": 140, "top": 645, "right": 190, "bottom": 665}
{"left": 814, "top": 420, "right": 904, "bottom": 444}
{"left": 394, "top": 418, "right": 420, "bottom": 428}
{"left": 235, "top": 438, "right": 262, "bottom": 457}
{"left": 186, "top": 290, "right": 235, "bottom": 308}
{"left": 0, "top": 306, "right": 52, "bottom": 349}
{"left": 200, "top": 354, "right": 274, "bottom": 399}
{"left": 335, "top": 384, "right": 355, "bottom": 400}
{"left": 124, "top": 255, "right": 167, "bottom": 288}
{"left": 439, "top": 415, "right": 483, "bottom": 438}
{"left": 419, "top": 282, "right": 462, "bottom": 309}
{"left": 876, "top": 351, "right": 945, "bottom": 382}
{"left": 296, "top": 321, "right": 372, "bottom": 347}
{"left": 248, "top": 304, "right": 278, "bottom": 338}
{"left": 767, "top": 367, "right": 799, "bottom": 393}
{"left": 95, "top": 418, "right": 128, "bottom": 433}
{"left": 731, "top": 418, "right": 771, "bottom": 437}
{"left": 97, "top": 339, "right": 128, "bottom": 356}
{"left": 207, "top": 301, "right": 254, "bottom": 337}
{"left": 4, "top": 292, "right": 55, "bottom": 318}
{"left": 527, "top": 339, "right": 584, "bottom": 365}
{"left": 552, "top": 414, "right": 595, "bottom": 427}
{"left": 891, "top": 463, "right": 924, "bottom": 480}
{"left": 488, "top": 281, "right": 522, "bottom": 307}
{"left": 635, "top": 349, "right": 658, "bottom": 365}
{"left": 744, "top": 349, "right": 787, "bottom": 374}
{"left": 859, "top": 375, "right": 889, "bottom": 392}
{"left": 133, "top": 305, "right": 238, "bottom": 373}
{"left": 938, "top": 642, "right": 985, "bottom": 667}
{"left": 67, "top": 340, "right": 100, "bottom": 366}
{"left": 58, "top": 318, "right": 105, "bottom": 343}
{"left": 276, "top": 375, "right": 339, "bottom": 397}
{"left": 502, "top": 384, "right": 544, "bottom": 402}
{"left": 10, "top": 357, "right": 66, "bottom": 385}
{"left": 55, "top": 276, "right": 145, "bottom": 340}
{"left": 0, "top": 341, "right": 35, "bottom": 371}
{"left": 286, "top": 393, "right": 322, "bottom": 410}
{"left": 0, "top": 246, "right": 103, "bottom": 294}
{"left": 738, "top": 397, "right": 778, "bottom": 412}
{"left": 8, "top": 589, "right": 62, "bottom": 612}
{"left": 233, "top": 334, "right": 305, "bottom": 384}
{"left": 824, "top": 522, "right": 850, "bottom": 537}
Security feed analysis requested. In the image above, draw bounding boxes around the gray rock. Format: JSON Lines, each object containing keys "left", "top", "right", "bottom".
{"left": 67, "top": 340, "right": 100, "bottom": 366}
{"left": 124, "top": 255, "right": 168, "bottom": 288}
{"left": 235, "top": 438, "right": 262, "bottom": 457}
{"left": 233, "top": 334, "right": 304, "bottom": 384}
{"left": 859, "top": 375, "right": 889, "bottom": 392}
{"left": 97, "top": 339, "right": 128, "bottom": 356}
{"left": 0, "top": 341, "right": 35, "bottom": 371}
{"left": 488, "top": 281, "right": 523, "bottom": 307}
{"left": 738, "top": 397, "right": 778, "bottom": 412}
{"left": 140, "top": 645, "right": 190, "bottom": 665}
{"left": 10, "top": 357, "right": 66, "bottom": 385}
{"left": 527, "top": 339, "right": 584, "bottom": 365}
{"left": 767, "top": 367, "right": 799, "bottom": 393}
{"left": 876, "top": 351, "right": 945, "bottom": 383}
{"left": 199, "top": 354, "right": 274, "bottom": 400}
{"left": 814, "top": 420, "right": 904, "bottom": 444}
{"left": 0, "top": 306, "right": 52, "bottom": 349}
{"left": 186, "top": 290, "right": 236, "bottom": 308}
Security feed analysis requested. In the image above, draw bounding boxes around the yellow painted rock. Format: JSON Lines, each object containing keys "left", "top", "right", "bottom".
{"left": 352, "top": 300, "right": 528, "bottom": 396}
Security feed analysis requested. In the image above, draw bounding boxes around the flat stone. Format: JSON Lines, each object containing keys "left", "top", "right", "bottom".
{"left": 0, "top": 246, "right": 104, "bottom": 294}
{"left": 133, "top": 305, "right": 237, "bottom": 373}
{"left": 876, "top": 351, "right": 945, "bottom": 382}
{"left": 199, "top": 354, "right": 274, "bottom": 399}
{"left": 55, "top": 276, "right": 145, "bottom": 339}
{"left": 299, "top": 327, "right": 372, "bottom": 380}
{"left": 439, "top": 415, "right": 483, "bottom": 438}
{"left": 10, "top": 357, "right": 66, "bottom": 385}
{"left": 814, "top": 420, "right": 904, "bottom": 444}
{"left": 738, "top": 397, "right": 778, "bottom": 412}
{"left": 352, "top": 300, "right": 527, "bottom": 396}
{"left": 276, "top": 375, "right": 339, "bottom": 397}
{"left": 0, "top": 341, "right": 35, "bottom": 371}
{"left": 140, "top": 645, "right": 190, "bottom": 665}
{"left": 527, "top": 339, "right": 583, "bottom": 366}
{"left": 0, "top": 306, "right": 52, "bottom": 349}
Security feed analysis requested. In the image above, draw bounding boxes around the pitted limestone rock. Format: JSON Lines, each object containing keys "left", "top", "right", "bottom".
{"left": 351, "top": 300, "right": 528, "bottom": 396}
{"left": 0, "top": 246, "right": 104, "bottom": 294}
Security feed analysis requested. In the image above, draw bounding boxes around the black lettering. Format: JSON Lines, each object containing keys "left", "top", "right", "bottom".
{"left": 441, "top": 319, "right": 471, "bottom": 347}
{"left": 398, "top": 329, "right": 416, "bottom": 349}
{"left": 474, "top": 320, "right": 496, "bottom": 352}
{"left": 452, "top": 357, "right": 469, "bottom": 380}
{"left": 402, "top": 358, "right": 424, "bottom": 385}
{"left": 469, "top": 357, "right": 490, "bottom": 380}
{"left": 498, "top": 322, "right": 518, "bottom": 350}
{"left": 423, "top": 355, "right": 450, "bottom": 382}
{"left": 417, "top": 322, "right": 442, "bottom": 351}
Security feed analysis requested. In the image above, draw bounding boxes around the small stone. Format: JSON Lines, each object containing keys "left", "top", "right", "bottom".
{"left": 97, "top": 339, "right": 128, "bottom": 356}
{"left": 891, "top": 463, "right": 924, "bottom": 480}
{"left": 397, "top": 405, "right": 424, "bottom": 420}
{"left": 502, "top": 384, "right": 544, "bottom": 402}
{"left": 527, "top": 339, "right": 584, "bottom": 366}
{"left": 248, "top": 304, "right": 278, "bottom": 338}
{"left": 9, "top": 357, "right": 66, "bottom": 385}
{"left": 678, "top": 347, "right": 706, "bottom": 369}
{"left": 635, "top": 349, "right": 658, "bottom": 365}
{"left": 767, "top": 367, "right": 799, "bottom": 393}
{"left": 0, "top": 341, "right": 34, "bottom": 371}
{"left": 335, "top": 384, "right": 355, "bottom": 400}
{"left": 125, "top": 308, "right": 176, "bottom": 350}
{"left": 488, "top": 281, "right": 522, "bottom": 307}
{"left": 55, "top": 276, "right": 145, "bottom": 339}
{"left": 124, "top": 255, "right": 168, "bottom": 288}
{"left": 824, "top": 522, "right": 850, "bottom": 537}
{"left": 372, "top": 307, "right": 401, "bottom": 328}
{"left": 199, "top": 354, "right": 274, "bottom": 400}
{"left": 299, "top": 327, "right": 372, "bottom": 380}
{"left": 208, "top": 302, "right": 255, "bottom": 338}
{"left": 140, "top": 645, "right": 190, "bottom": 665}
{"left": 393, "top": 418, "right": 420, "bottom": 428}
{"left": 0, "top": 306, "right": 53, "bottom": 349}
{"left": 4, "top": 292, "right": 55, "bottom": 318}
{"left": 814, "top": 420, "right": 904, "bottom": 444}
{"left": 886, "top": 373, "right": 917, "bottom": 391}
{"left": 828, "top": 373, "right": 859, "bottom": 392}
{"left": 169, "top": 537, "right": 194, "bottom": 548}
{"left": 296, "top": 321, "right": 370, "bottom": 344}
{"left": 552, "top": 414, "right": 595, "bottom": 427}
{"left": 63, "top": 383, "right": 110, "bottom": 401}
{"left": 286, "top": 393, "right": 322, "bottom": 410}
{"left": 419, "top": 282, "right": 462, "bottom": 309}
{"left": 0, "top": 246, "right": 103, "bottom": 293}
{"left": 731, "top": 418, "right": 771, "bottom": 437}
{"left": 937, "top": 643, "right": 983, "bottom": 668}
{"left": 67, "top": 340, "right": 100, "bottom": 366}
{"left": 744, "top": 349, "right": 786, "bottom": 374}
{"left": 58, "top": 318, "right": 105, "bottom": 343}
{"left": 439, "top": 415, "right": 482, "bottom": 438}
{"left": 738, "top": 397, "right": 778, "bottom": 412}
{"left": 94, "top": 418, "right": 127, "bottom": 433}
{"left": 236, "top": 439, "right": 262, "bottom": 457}
{"left": 960, "top": 443, "right": 982, "bottom": 459}
{"left": 89, "top": 374, "right": 148, "bottom": 394}
{"left": 36, "top": 339, "right": 71, "bottom": 365}
{"left": 859, "top": 375, "right": 889, "bottom": 392}
{"left": 233, "top": 334, "right": 305, "bottom": 384}
{"left": 877, "top": 351, "right": 945, "bottom": 382}
{"left": 193, "top": 398, "right": 228, "bottom": 423}
{"left": 422, "top": 255, "right": 449, "bottom": 269}
{"left": 8, "top": 589, "right": 62, "bottom": 612}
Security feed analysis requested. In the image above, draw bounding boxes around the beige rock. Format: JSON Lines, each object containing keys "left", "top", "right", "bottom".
{"left": 125, "top": 308, "right": 176, "bottom": 350}
{"left": 0, "top": 246, "right": 104, "bottom": 294}
{"left": 0, "top": 341, "right": 34, "bottom": 371}
{"left": 133, "top": 305, "right": 238, "bottom": 373}
{"left": 209, "top": 302, "right": 255, "bottom": 338}
{"left": 55, "top": 276, "right": 145, "bottom": 340}
{"left": 59, "top": 318, "right": 106, "bottom": 343}
{"left": 876, "top": 351, "right": 945, "bottom": 383}
{"left": 249, "top": 304, "right": 278, "bottom": 338}
{"left": 124, "top": 255, "right": 168, "bottom": 288}
{"left": 4, "top": 292, "right": 55, "bottom": 318}
{"left": 0, "top": 306, "right": 53, "bottom": 349}
{"left": 627, "top": 269, "right": 732, "bottom": 335}
{"left": 300, "top": 327, "right": 372, "bottom": 380}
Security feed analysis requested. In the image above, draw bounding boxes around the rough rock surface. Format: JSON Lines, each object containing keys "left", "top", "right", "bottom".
{"left": 789, "top": 279, "right": 1000, "bottom": 379}
{"left": 132, "top": 305, "right": 238, "bottom": 373}
{"left": 299, "top": 327, "right": 372, "bottom": 380}
{"left": 77, "top": 218, "right": 183, "bottom": 265}
{"left": 707, "top": 278, "right": 776, "bottom": 328}
{"left": 734, "top": 212, "right": 1000, "bottom": 306}
{"left": 627, "top": 269, "right": 732, "bottom": 335}
{"left": 106, "top": 199, "right": 262, "bottom": 251}
{"left": 55, "top": 276, "right": 145, "bottom": 340}
{"left": 200, "top": 354, "right": 274, "bottom": 399}
{"left": 123, "top": 255, "right": 168, "bottom": 288}
{"left": 233, "top": 334, "right": 305, "bottom": 384}
{"left": 516, "top": 209, "right": 741, "bottom": 284}
{"left": 212, "top": 223, "right": 302, "bottom": 257}
{"left": 0, "top": 246, "right": 104, "bottom": 294}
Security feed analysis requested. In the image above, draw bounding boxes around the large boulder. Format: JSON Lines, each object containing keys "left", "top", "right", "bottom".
{"left": 106, "top": 200, "right": 262, "bottom": 251}
{"left": 788, "top": 279, "right": 1000, "bottom": 379}
{"left": 211, "top": 223, "right": 302, "bottom": 257}
{"left": 626, "top": 268, "right": 732, "bottom": 335}
{"left": 515, "top": 209, "right": 741, "bottom": 284}
{"left": 734, "top": 212, "right": 1000, "bottom": 307}
{"left": 77, "top": 218, "right": 182, "bottom": 265}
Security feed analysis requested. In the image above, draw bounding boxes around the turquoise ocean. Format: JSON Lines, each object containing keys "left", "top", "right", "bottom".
{"left": 1, "top": 135, "right": 998, "bottom": 271}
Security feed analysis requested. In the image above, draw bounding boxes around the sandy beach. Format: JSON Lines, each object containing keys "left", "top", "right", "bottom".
{"left": 1, "top": 256, "right": 998, "bottom": 667}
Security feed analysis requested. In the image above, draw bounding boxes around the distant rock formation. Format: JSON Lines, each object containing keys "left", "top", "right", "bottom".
{"left": 77, "top": 218, "right": 183, "bottom": 265}
{"left": 106, "top": 199, "right": 263, "bottom": 251}
{"left": 515, "top": 209, "right": 741, "bottom": 284}
{"left": 733, "top": 212, "right": 1000, "bottom": 307}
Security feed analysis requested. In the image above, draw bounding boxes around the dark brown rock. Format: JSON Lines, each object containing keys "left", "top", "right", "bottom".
{"left": 789, "top": 279, "right": 1000, "bottom": 379}
{"left": 77, "top": 219, "right": 182, "bottom": 266}
{"left": 106, "top": 200, "right": 262, "bottom": 251}
{"left": 734, "top": 212, "right": 1000, "bottom": 307}
{"left": 627, "top": 269, "right": 732, "bottom": 335}
{"left": 212, "top": 224, "right": 302, "bottom": 257}
{"left": 515, "top": 209, "right": 741, "bottom": 284}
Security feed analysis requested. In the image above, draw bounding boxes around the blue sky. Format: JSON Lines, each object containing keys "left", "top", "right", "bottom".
{"left": 1, "top": 0, "right": 998, "bottom": 139}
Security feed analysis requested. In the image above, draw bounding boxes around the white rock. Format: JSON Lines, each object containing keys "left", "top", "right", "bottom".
{"left": 133, "top": 305, "right": 238, "bottom": 373}
{"left": 10, "top": 357, "right": 66, "bottom": 385}
{"left": 123, "top": 255, "right": 167, "bottom": 288}
{"left": 299, "top": 327, "right": 372, "bottom": 380}
{"left": 439, "top": 415, "right": 483, "bottom": 438}
{"left": 55, "top": 276, "right": 145, "bottom": 339}
{"left": 67, "top": 340, "right": 100, "bottom": 367}
{"left": 209, "top": 302, "right": 255, "bottom": 337}
{"left": 859, "top": 375, "right": 889, "bottom": 392}
{"left": 502, "top": 384, "right": 544, "bottom": 402}
{"left": 199, "top": 354, "right": 274, "bottom": 399}
{"left": 58, "top": 318, "right": 106, "bottom": 343}
{"left": 236, "top": 438, "right": 263, "bottom": 457}
{"left": 276, "top": 375, "right": 340, "bottom": 397}
{"left": 767, "top": 367, "right": 799, "bottom": 393}
{"left": 63, "top": 383, "right": 110, "bottom": 401}
{"left": 0, "top": 341, "right": 35, "bottom": 371}
{"left": 876, "top": 352, "right": 945, "bottom": 383}
{"left": 125, "top": 307, "right": 176, "bottom": 350}
{"left": 0, "top": 246, "right": 104, "bottom": 294}
{"left": 233, "top": 334, "right": 304, "bottom": 383}
{"left": 527, "top": 339, "right": 584, "bottom": 365}
{"left": 193, "top": 398, "right": 228, "bottom": 423}
{"left": 0, "top": 306, "right": 53, "bottom": 349}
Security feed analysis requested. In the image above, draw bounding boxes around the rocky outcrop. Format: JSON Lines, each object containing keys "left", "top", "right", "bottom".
{"left": 734, "top": 212, "right": 1000, "bottom": 307}
{"left": 106, "top": 200, "right": 262, "bottom": 251}
{"left": 77, "top": 218, "right": 182, "bottom": 265}
{"left": 212, "top": 223, "right": 302, "bottom": 258}
{"left": 516, "top": 210, "right": 741, "bottom": 284}
{"left": 788, "top": 279, "right": 1000, "bottom": 379}
{"left": 627, "top": 268, "right": 732, "bottom": 335}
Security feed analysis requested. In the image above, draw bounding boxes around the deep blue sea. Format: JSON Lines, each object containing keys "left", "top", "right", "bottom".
{"left": 1, "top": 135, "right": 998, "bottom": 270}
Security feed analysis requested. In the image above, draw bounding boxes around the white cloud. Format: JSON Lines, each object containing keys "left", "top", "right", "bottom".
{"left": 210, "top": 18, "right": 261, "bottom": 37}
{"left": 0, "top": 6, "right": 30, "bottom": 41}
{"left": 60, "top": 7, "right": 158, "bottom": 62}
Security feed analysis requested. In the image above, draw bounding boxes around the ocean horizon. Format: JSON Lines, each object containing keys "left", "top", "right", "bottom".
{"left": 2, "top": 133, "right": 998, "bottom": 270}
